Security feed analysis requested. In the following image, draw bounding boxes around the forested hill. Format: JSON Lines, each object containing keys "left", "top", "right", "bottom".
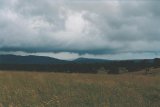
{"left": 0, "top": 55, "right": 68, "bottom": 64}
{"left": 0, "top": 55, "right": 160, "bottom": 74}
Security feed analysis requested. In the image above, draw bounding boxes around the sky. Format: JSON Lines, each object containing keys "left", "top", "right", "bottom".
{"left": 0, "top": 0, "right": 160, "bottom": 60}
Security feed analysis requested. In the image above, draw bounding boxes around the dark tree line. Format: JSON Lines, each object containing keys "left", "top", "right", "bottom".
{"left": 0, "top": 58, "right": 160, "bottom": 74}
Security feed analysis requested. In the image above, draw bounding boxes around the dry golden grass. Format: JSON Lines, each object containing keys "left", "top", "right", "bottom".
{"left": 0, "top": 71, "right": 159, "bottom": 107}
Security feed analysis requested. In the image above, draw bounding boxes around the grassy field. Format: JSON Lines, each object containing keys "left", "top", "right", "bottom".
{"left": 0, "top": 71, "right": 159, "bottom": 107}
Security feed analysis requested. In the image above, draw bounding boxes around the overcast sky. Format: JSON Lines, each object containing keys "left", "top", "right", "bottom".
{"left": 0, "top": 0, "right": 160, "bottom": 60}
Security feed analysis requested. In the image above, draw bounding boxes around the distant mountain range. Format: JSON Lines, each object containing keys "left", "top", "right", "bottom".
{"left": 0, "top": 54, "right": 158, "bottom": 64}
{"left": 0, "top": 55, "right": 68, "bottom": 64}
{"left": 0, "top": 54, "right": 112, "bottom": 64}
{"left": 0, "top": 54, "right": 160, "bottom": 73}
{"left": 74, "top": 57, "right": 111, "bottom": 63}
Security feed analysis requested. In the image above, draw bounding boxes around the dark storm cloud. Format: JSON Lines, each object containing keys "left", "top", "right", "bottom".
{"left": 0, "top": 0, "right": 160, "bottom": 56}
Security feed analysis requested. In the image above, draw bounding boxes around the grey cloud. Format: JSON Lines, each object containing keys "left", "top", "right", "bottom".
{"left": 0, "top": 0, "right": 160, "bottom": 57}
